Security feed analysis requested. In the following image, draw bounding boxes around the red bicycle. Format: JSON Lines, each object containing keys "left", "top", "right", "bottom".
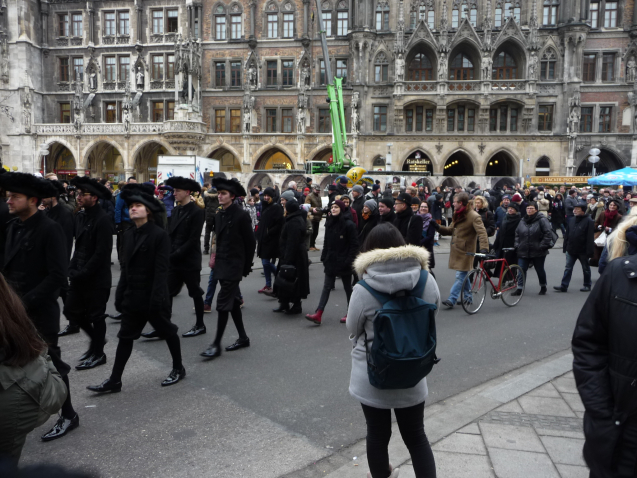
{"left": 460, "top": 248, "right": 524, "bottom": 315}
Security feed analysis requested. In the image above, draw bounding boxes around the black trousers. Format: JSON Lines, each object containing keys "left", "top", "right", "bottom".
{"left": 168, "top": 268, "right": 204, "bottom": 327}
{"left": 63, "top": 287, "right": 111, "bottom": 356}
{"left": 310, "top": 221, "right": 320, "bottom": 248}
{"left": 361, "top": 402, "right": 436, "bottom": 478}
{"left": 589, "top": 414, "right": 637, "bottom": 478}
{"left": 204, "top": 219, "right": 214, "bottom": 251}
{"left": 317, "top": 273, "right": 352, "bottom": 312}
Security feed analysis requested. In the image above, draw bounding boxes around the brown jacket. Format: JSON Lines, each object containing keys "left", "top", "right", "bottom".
{"left": 305, "top": 192, "right": 323, "bottom": 222}
{"left": 438, "top": 208, "right": 489, "bottom": 271}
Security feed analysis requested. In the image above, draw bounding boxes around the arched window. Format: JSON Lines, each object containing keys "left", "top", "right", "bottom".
{"left": 228, "top": 3, "right": 243, "bottom": 39}
{"left": 376, "top": 2, "right": 389, "bottom": 31}
{"left": 265, "top": 2, "right": 279, "bottom": 38}
{"left": 492, "top": 52, "right": 517, "bottom": 79}
{"left": 214, "top": 4, "right": 227, "bottom": 40}
{"left": 452, "top": 6, "right": 459, "bottom": 27}
{"left": 452, "top": 1, "right": 477, "bottom": 27}
{"left": 540, "top": 49, "right": 557, "bottom": 80}
{"left": 321, "top": 1, "right": 333, "bottom": 36}
{"left": 450, "top": 54, "right": 474, "bottom": 80}
{"left": 375, "top": 52, "right": 389, "bottom": 83}
{"left": 503, "top": 1, "right": 521, "bottom": 23}
{"left": 536, "top": 157, "right": 551, "bottom": 176}
{"left": 409, "top": 53, "right": 433, "bottom": 80}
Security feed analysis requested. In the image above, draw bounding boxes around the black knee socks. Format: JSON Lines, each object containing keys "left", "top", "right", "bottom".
{"left": 194, "top": 296, "right": 205, "bottom": 327}
{"left": 110, "top": 339, "right": 134, "bottom": 383}
{"left": 230, "top": 300, "right": 247, "bottom": 340}
{"left": 165, "top": 334, "right": 183, "bottom": 370}
{"left": 92, "top": 319, "right": 106, "bottom": 355}
{"left": 60, "top": 375, "right": 76, "bottom": 419}
{"left": 213, "top": 310, "right": 229, "bottom": 346}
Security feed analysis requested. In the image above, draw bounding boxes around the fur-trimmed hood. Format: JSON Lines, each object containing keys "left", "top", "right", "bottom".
{"left": 204, "top": 189, "right": 218, "bottom": 198}
{"left": 354, "top": 245, "right": 430, "bottom": 276}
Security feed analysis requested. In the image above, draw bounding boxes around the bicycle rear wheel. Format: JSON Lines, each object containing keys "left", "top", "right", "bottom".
{"left": 501, "top": 264, "right": 524, "bottom": 307}
{"left": 461, "top": 269, "right": 487, "bottom": 315}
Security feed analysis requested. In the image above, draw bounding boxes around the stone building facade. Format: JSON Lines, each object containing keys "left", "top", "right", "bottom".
{"left": 1, "top": 0, "right": 637, "bottom": 191}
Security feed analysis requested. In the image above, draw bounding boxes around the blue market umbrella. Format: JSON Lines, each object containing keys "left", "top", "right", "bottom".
{"left": 588, "top": 167, "right": 637, "bottom": 186}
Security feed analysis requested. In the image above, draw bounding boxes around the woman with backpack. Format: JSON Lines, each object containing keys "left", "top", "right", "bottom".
{"left": 346, "top": 223, "right": 439, "bottom": 478}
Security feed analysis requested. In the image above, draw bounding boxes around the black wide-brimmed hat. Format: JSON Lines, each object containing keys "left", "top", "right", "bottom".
{"left": 212, "top": 177, "right": 246, "bottom": 197}
{"left": 165, "top": 176, "right": 201, "bottom": 194}
{"left": 120, "top": 188, "right": 164, "bottom": 215}
{"left": 0, "top": 172, "right": 58, "bottom": 198}
{"left": 122, "top": 182, "right": 156, "bottom": 196}
{"left": 49, "top": 180, "right": 67, "bottom": 198}
{"left": 71, "top": 176, "right": 112, "bottom": 200}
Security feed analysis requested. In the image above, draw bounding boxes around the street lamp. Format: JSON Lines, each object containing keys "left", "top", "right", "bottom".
{"left": 588, "top": 148, "right": 601, "bottom": 177}
{"left": 38, "top": 142, "right": 50, "bottom": 175}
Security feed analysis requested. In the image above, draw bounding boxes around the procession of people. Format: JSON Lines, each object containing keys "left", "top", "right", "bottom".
{"left": 1, "top": 168, "right": 636, "bottom": 478}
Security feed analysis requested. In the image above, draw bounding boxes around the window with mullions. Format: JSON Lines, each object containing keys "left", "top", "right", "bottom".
{"left": 406, "top": 109, "right": 414, "bottom": 132}
{"left": 59, "top": 14, "right": 69, "bottom": 37}
{"left": 543, "top": 0, "right": 559, "bottom": 26}
{"left": 590, "top": 2, "right": 599, "bottom": 28}
{"left": 489, "top": 109, "right": 498, "bottom": 131}
{"left": 216, "top": 16, "right": 226, "bottom": 40}
{"left": 467, "top": 108, "right": 475, "bottom": 131}
{"left": 376, "top": 3, "right": 389, "bottom": 31}
{"left": 337, "top": 11, "right": 348, "bottom": 35}
{"left": 540, "top": 50, "right": 557, "bottom": 80}
{"left": 319, "top": 109, "right": 331, "bottom": 133}
{"left": 283, "top": 13, "right": 294, "bottom": 38}
{"left": 267, "top": 14, "right": 278, "bottom": 38}
{"left": 167, "top": 101, "right": 175, "bottom": 120}
{"left": 59, "top": 58, "right": 70, "bottom": 82}
{"left": 493, "top": 52, "right": 517, "bottom": 79}
{"left": 375, "top": 53, "right": 389, "bottom": 82}
{"left": 166, "top": 55, "right": 174, "bottom": 80}
{"left": 336, "top": 59, "right": 347, "bottom": 83}
{"left": 457, "top": 106, "right": 465, "bottom": 131}
{"left": 266, "top": 109, "right": 277, "bottom": 132}
{"left": 166, "top": 10, "right": 178, "bottom": 33}
{"left": 452, "top": 7, "right": 459, "bottom": 28}
{"left": 231, "top": 15, "right": 242, "bottom": 39}
{"left": 230, "top": 109, "right": 241, "bottom": 132}
{"left": 73, "top": 57, "right": 84, "bottom": 81}
{"left": 409, "top": 53, "right": 433, "bottom": 80}
{"left": 72, "top": 13, "right": 83, "bottom": 36}
{"left": 215, "top": 62, "right": 225, "bottom": 88}
{"left": 510, "top": 108, "right": 518, "bottom": 131}
{"left": 60, "top": 103, "right": 71, "bottom": 123}
{"left": 580, "top": 107, "right": 593, "bottom": 132}
{"left": 495, "top": 6, "right": 503, "bottom": 27}
{"left": 105, "top": 102, "right": 118, "bottom": 123}
{"left": 104, "top": 56, "right": 116, "bottom": 81}
{"left": 322, "top": 12, "right": 332, "bottom": 36}
{"left": 374, "top": 106, "right": 387, "bottom": 132}
{"left": 450, "top": 54, "right": 474, "bottom": 80}
{"left": 152, "top": 102, "right": 164, "bottom": 123}
{"left": 282, "top": 109, "right": 293, "bottom": 133}
{"left": 447, "top": 109, "right": 455, "bottom": 131}
{"left": 152, "top": 55, "right": 164, "bottom": 80}
{"left": 104, "top": 12, "right": 116, "bottom": 36}
{"left": 267, "top": 61, "right": 277, "bottom": 86}
{"left": 118, "top": 57, "right": 129, "bottom": 81}
{"left": 599, "top": 106, "right": 612, "bottom": 132}
{"left": 320, "top": 60, "right": 326, "bottom": 85}
{"left": 231, "top": 62, "right": 242, "bottom": 87}
{"left": 152, "top": 11, "right": 164, "bottom": 34}
{"left": 499, "top": 106, "right": 508, "bottom": 131}
{"left": 604, "top": 2, "right": 618, "bottom": 28}
{"left": 538, "top": 105, "right": 553, "bottom": 131}
{"left": 583, "top": 54, "right": 596, "bottom": 82}
{"left": 602, "top": 53, "right": 615, "bottom": 82}
{"left": 118, "top": 12, "right": 130, "bottom": 35}
{"left": 215, "top": 110, "right": 226, "bottom": 132}
{"left": 426, "top": 108, "right": 434, "bottom": 131}
{"left": 282, "top": 60, "right": 294, "bottom": 86}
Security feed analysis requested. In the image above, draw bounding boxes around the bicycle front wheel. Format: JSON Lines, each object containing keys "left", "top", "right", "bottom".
{"left": 501, "top": 264, "right": 524, "bottom": 307}
{"left": 461, "top": 269, "right": 487, "bottom": 315}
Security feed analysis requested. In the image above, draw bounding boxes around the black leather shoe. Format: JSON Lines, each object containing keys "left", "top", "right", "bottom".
{"left": 87, "top": 378, "right": 122, "bottom": 393}
{"left": 108, "top": 312, "right": 123, "bottom": 320}
{"left": 200, "top": 344, "right": 221, "bottom": 359}
{"left": 41, "top": 414, "right": 79, "bottom": 442}
{"left": 182, "top": 324, "right": 206, "bottom": 337}
{"left": 285, "top": 305, "right": 303, "bottom": 315}
{"left": 553, "top": 286, "right": 567, "bottom": 292}
{"left": 580, "top": 286, "right": 591, "bottom": 292}
{"left": 273, "top": 304, "right": 289, "bottom": 313}
{"left": 225, "top": 338, "right": 250, "bottom": 351}
{"left": 58, "top": 324, "right": 80, "bottom": 336}
{"left": 141, "top": 329, "right": 161, "bottom": 339}
{"left": 78, "top": 348, "right": 93, "bottom": 362}
{"left": 76, "top": 354, "right": 107, "bottom": 371}
{"left": 161, "top": 367, "right": 186, "bottom": 386}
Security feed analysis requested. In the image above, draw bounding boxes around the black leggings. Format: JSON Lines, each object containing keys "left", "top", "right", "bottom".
{"left": 361, "top": 402, "right": 436, "bottom": 478}
{"left": 317, "top": 273, "right": 352, "bottom": 311}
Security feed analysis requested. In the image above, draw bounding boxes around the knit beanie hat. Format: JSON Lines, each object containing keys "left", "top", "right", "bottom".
{"left": 379, "top": 198, "right": 394, "bottom": 208}
{"left": 364, "top": 199, "right": 378, "bottom": 213}
{"left": 250, "top": 188, "right": 259, "bottom": 196}
{"left": 512, "top": 193, "right": 523, "bottom": 202}
{"left": 285, "top": 198, "right": 299, "bottom": 213}
{"left": 352, "top": 185, "right": 364, "bottom": 195}
{"left": 372, "top": 184, "right": 380, "bottom": 191}
{"left": 333, "top": 199, "right": 346, "bottom": 211}
{"left": 263, "top": 187, "right": 276, "bottom": 197}
{"left": 280, "top": 190, "right": 295, "bottom": 202}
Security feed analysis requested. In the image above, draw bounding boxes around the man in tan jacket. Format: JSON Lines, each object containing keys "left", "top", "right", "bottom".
{"left": 305, "top": 183, "right": 323, "bottom": 251}
{"left": 436, "top": 192, "right": 489, "bottom": 308}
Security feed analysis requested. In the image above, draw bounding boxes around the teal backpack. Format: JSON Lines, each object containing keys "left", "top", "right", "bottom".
{"left": 358, "top": 270, "right": 439, "bottom": 390}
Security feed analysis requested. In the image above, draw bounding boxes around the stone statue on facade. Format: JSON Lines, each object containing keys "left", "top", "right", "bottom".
{"left": 122, "top": 107, "right": 130, "bottom": 133}
{"left": 627, "top": 56, "right": 637, "bottom": 83}
{"left": 395, "top": 53, "right": 405, "bottom": 82}
{"left": 528, "top": 52, "right": 538, "bottom": 80}
{"left": 22, "top": 90, "right": 31, "bottom": 134}
{"left": 352, "top": 91, "right": 359, "bottom": 109}
{"left": 244, "top": 111, "right": 251, "bottom": 133}
{"left": 568, "top": 109, "right": 580, "bottom": 134}
{"left": 0, "top": 36, "right": 8, "bottom": 84}
{"left": 351, "top": 107, "right": 359, "bottom": 134}
{"left": 88, "top": 71, "right": 97, "bottom": 91}
{"left": 247, "top": 67, "right": 257, "bottom": 89}
{"left": 297, "top": 108, "right": 306, "bottom": 134}
{"left": 438, "top": 53, "right": 447, "bottom": 80}
{"left": 482, "top": 55, "right": 493, "bottom": 80}
{"left": 136, "top": 66, "right": 144, "bottom": 90}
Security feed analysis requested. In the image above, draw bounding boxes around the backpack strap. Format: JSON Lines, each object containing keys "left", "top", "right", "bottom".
{"left": 357, "top": 279, "right": 393, "bottom": 306}
{"left": 409, "top": 270, "right": 429, "bottom": 298}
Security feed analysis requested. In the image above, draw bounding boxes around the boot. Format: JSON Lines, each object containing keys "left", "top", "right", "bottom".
{"left": 285, "top": 302, "right": 302, "bottom": 315}
{"left": 539, "top": 286, "right": 547, "bottom": 295}
{"left": 273, "top": 302, "right": 289, "bottom": 313}
{"left": 305, "top": 309, "right": 323, "bottom": 325}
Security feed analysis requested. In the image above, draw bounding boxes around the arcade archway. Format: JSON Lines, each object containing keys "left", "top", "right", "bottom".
{"left": 402, "top": 150, "right": 434, "bottom": 174}
{"left": 255, "top": 149, "right": 294, "bottom": 170}
{"left": 485, "top": 151, "right": 516, "bottom": 176}
{"left": 535, "top": 157, "right": 551, "bottom": 176}
{"left": 248, "top": 173, "right": 274, "bottom": 189}
{"left": 319, "top": 174, "right": 339, "bottom": 194}
{"left": 440, "top": 177, "right": 461, "bottom": 189}
{"left": 576, "top": 149, "right": 624, "bottom": 176}
{"left": 443, "top": 151, "right": 474, "bottom": 176}
{"left": 134, "top": 142, "right": 167, "bottom": 183}
{"left": 87, "top": 142, "right": 125, "bottom": 182}
{"left": 209, "top": 148, "right": 242, "bottom": 172}
{"left": 282, "top": 175, "right": 307, "bottom": 191}
{"left": 40, "top": 143, "right": 79, "bottom": 180}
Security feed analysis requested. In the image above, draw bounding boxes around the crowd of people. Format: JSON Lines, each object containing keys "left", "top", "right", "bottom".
{"left": 1, "top": 167, "right": 637, "bottom": 478}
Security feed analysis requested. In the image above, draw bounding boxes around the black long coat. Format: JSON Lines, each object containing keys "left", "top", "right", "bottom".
{"left": 2, "top": 211, "right": 68, "bottom": 336}
{"left": 70, "top": 203, "right": 113, "bottom": 290}
{"left": 115, "top": 221, "right": 170, "bottom": 313}
{"left": 572, "top": 255, "right": 637, "bottom": 477}
{"left": 278, "top": 210, "right": 310, "bottom": 300}
{"left": 256, "top": 200, "right": 284, "bottom": 259}
{"left": 213, "top": 203, "right": 257, "bottom": 281}
{"left": 168, "top": 200, "right": 205, "bottom": 271}
{"left": 393, "top": 208, "right": 423, "bottom": 246}
{"left": 0, "top": 199, "right": 10, "bottom": 267}
{"left": 493, "top": 213, "right": 521, "bottom": 266}
{"left": 358, "top": 211, "right": 379, "bottom": 247}
{"left": 321, "top": 214, "right": 359, "bottom": 276}
{"left": 46, "top": 202, "right": 74, "bottom": 259}
{"left": 420, "top": 217, "right": 437, "bottom": 269}
{"left": 564, "top": 215, "right": 595, "bottom": 257}
{"left": 477, "top": 208, "right": 496, "bottom": 237}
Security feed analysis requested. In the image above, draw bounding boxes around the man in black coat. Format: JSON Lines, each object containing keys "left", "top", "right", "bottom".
{"left": 87, "top": 190, "right": 185, "bottom": 394}
{"left": 201, "top": 177, "right": 256, "bottom": 360}
{"left": 350, "top": 185, "right": 366, "bottom": 220}
{"left": 256, "top": 186, "right": 284, "bottom": 295}
{"left": 0, "top": 172, "right": 79, "bottom": 442}
{"left": 393, "top": 192, "right": 423, "bottom": 246}
{"left": 555, "top": 200, "right": 595, "bottom": 292}
{"left": 572, "top": 253, "right": 637, "bottom": 478}
{"left": 378, "top": 198, "right": 396, "bottom": 224}
{"left": 335, "top": 176, "right": 349, "bottom": 197}
{"left": 64, "top": 176, "right": 114, "bottom": 371}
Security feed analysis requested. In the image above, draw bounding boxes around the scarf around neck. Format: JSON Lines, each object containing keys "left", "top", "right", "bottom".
{"left": 453, "top": 205, "right": 467, "bottom": 223}
{"left": 419, "top": 212, "right": 433, "bottom": 231}
{"left": 603, "top": 209, "right": 618, "bottom": 228}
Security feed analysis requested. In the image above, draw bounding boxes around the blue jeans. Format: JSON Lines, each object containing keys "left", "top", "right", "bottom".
{"left": 262, "top": 258, "right": 277, "bottom": 287}
{"left": 517, "top": 256, "right": 547, "bottom": 289}
{"left": 561, "top": 252, "right": 591, "bottom": 290}
{"left": 204, "top": 269, "right": 218, "bottom": 306}
{"left": 448, "top": 270, "right": 471, "bottom": 304}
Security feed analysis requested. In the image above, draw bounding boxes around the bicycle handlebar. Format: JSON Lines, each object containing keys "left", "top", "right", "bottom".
{"left": 466, "top": 252, "right": 496, "bottom": 258}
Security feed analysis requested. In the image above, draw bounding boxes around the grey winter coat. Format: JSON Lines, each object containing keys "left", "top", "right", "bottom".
{"left": 346, "top": 245, "right": 440, "bottom": 409}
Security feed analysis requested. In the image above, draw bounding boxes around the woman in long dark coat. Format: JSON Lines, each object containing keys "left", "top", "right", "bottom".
{"left": 550, "top": 193, "right": 566, "bottom": 237}
{"left": 273, "top": 199, "right": 309, "bottom": 315}
{"left": 418, "top": 201, "right": 436, "bottom": 270}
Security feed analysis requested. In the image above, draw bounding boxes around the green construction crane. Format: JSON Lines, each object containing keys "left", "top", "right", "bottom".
{"left": 306, "top": 0, "right": 352, "bottom": 175}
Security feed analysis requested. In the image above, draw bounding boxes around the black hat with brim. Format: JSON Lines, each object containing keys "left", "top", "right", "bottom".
{"left": 71, "top": 176, "right": 113, "bottom": 200}
{"left": 122, "top": 182, "right": 156, "bottom": 196}
{"left": 396, "top": 192, "right": 412, "bottom": 204}
{"left": 0, "top": 172, "right": 58, "bottom": 198}
{"left": 120, "top": 189, "right": 164, "bottom": 215}
{"left": 574, "top": 200, "right": 588, "bottom": 210}
{"left": 212, "top": 177, "right": 246, "bottom": 197}
{"left": 165, "top": 176, "right": 202, "bottom": 194}
{"left": 50, "top": 180, "right": 67, "bottom": 198}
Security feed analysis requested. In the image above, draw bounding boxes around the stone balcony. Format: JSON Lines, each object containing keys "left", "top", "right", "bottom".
{"left": 401, "top": 79, "right": 535, "bottom": 95}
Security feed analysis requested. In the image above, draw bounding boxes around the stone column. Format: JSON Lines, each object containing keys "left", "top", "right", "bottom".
{"left": 41, "top": 3, "right": 49, "bottom": 48}
{"left": 633, "top": 0, "right": 637, "bottom": 26}
{"left": 137, "top": 5, "right": 143, "bottom": 43}
{"left": 88, "top": 2, "right": 95, "bottom": 44}
{"left": 303, "top": 0, "right": 309, "bottom": 36}
{"left": 581, "top": 0, "right": 589, "bottom": 21}
{"left": 187, "top": 5, "right": 193, "bottom": 37}
{"left": 250, "top": 1, "right": 256, "bottom": 38}
{"left": 197, "top": 5, "right": 202, "bottom": 39}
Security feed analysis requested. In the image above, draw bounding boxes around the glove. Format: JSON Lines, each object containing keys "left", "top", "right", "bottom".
{"left": 432, "top": 221, "right": 440, "bottom": 230}
{"left": 479, "top": 249, "right": 489, "bottom": 254}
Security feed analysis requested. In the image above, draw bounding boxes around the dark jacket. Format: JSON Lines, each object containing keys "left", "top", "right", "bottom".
{"left": 431, "top": 196, "right": 443, "bottom": 221}
{"left": 476, "top": 208, "right": 496, "bottom": 237}
{"left": 572, "top": 255, "right": 637, "bottom": 478}
{"left": 564, "top": 215, "right": 595, "bottom": 257}
{"left": 203, "top": 189, "right": 219, "bottom": 223}
{"left": 0, "top": 199, "right": 10, "bottom": 267}
{"left": 358, "top": 211, "right": 379, "bottom": 247}
{"left": 321, "top": 213, "right": 359, "bottom": 277}
{"left": 2, "top": 212, "right": 68, "bottom": 336}
{"left": 551, "top": 199, "right": 566, "bottom": 225}
{"left": 278, "top": 210, "right": 310, "bottom": 300}
{"left": 351, "top": 194, "right": 365, "bottom": 220}
{"left": 168, "top": 200, "right": 205, "bottom": 271}
{"left": 256, "top": 200, "right": 284, "bottom": 259}
{"left": 378, "top": 210, "right": 396, "bottom": 225}
{"left": 494, "top": 205, "right": 507, "bottom": 229}
{"left": 564, "top": 195, "right": 578, "bottom": 217}
{"left": 115, "top": 221, "right": 170, "bottom": 312}
{"left": 213, "top": 203, "right": 257, "bottom": 281}
{"left": 100, "top": 197, "right": 115, "bottom": 230}
{"left": 393, "top": 208, "right": 423, "bottom": 246}
{"left": 514, "top": 213, "right": 553, "bottom": 259}
{"left": 420, "top": 215, "right": 436, "bottom": 269}
{"left": 70, "top": 203, "right": 113, "bottom": 290}
{"left": 494, "top": 213, "right": 521, "bottom": 252}
{"left": 335, "top": 183, "right": 348, "bottom": 197}
{"left": 46, "top": 202, "right": 74, "bottom": 259}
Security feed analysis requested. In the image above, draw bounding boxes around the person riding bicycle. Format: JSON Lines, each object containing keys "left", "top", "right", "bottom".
{"left": 514, "top": 201, "right": 554, "bottom": 296}
{"left": 435, "top": 192, "right": 489, "bottom": 309}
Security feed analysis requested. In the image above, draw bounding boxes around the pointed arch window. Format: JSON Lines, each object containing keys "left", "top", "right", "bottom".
{"left": 410, "top": 1, "right": 434, "bottom": 29}
{"left": 540, "top": 49, "right": 557, "bottom": 80}
{"left": 375, "top": 52, "right": 389, "bottom": 83}
{"left": 376, "top": 2, "right": 390, "bottom": 31}
{"left": 493, "top": 52, "right": 517, "bottom": 79}
{"left": 450, "top": 54, "right": 474, "bottom": 80}
{"left": 409, "top": 53, "right": 433, "bottom": 80}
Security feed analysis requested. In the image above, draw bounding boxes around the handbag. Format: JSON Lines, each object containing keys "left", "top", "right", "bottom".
{"left": 274, "top": 265, "right": 297, "bottom": 297}
{"left": 594, "top": 231, "right": 607, "bottom": 247}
